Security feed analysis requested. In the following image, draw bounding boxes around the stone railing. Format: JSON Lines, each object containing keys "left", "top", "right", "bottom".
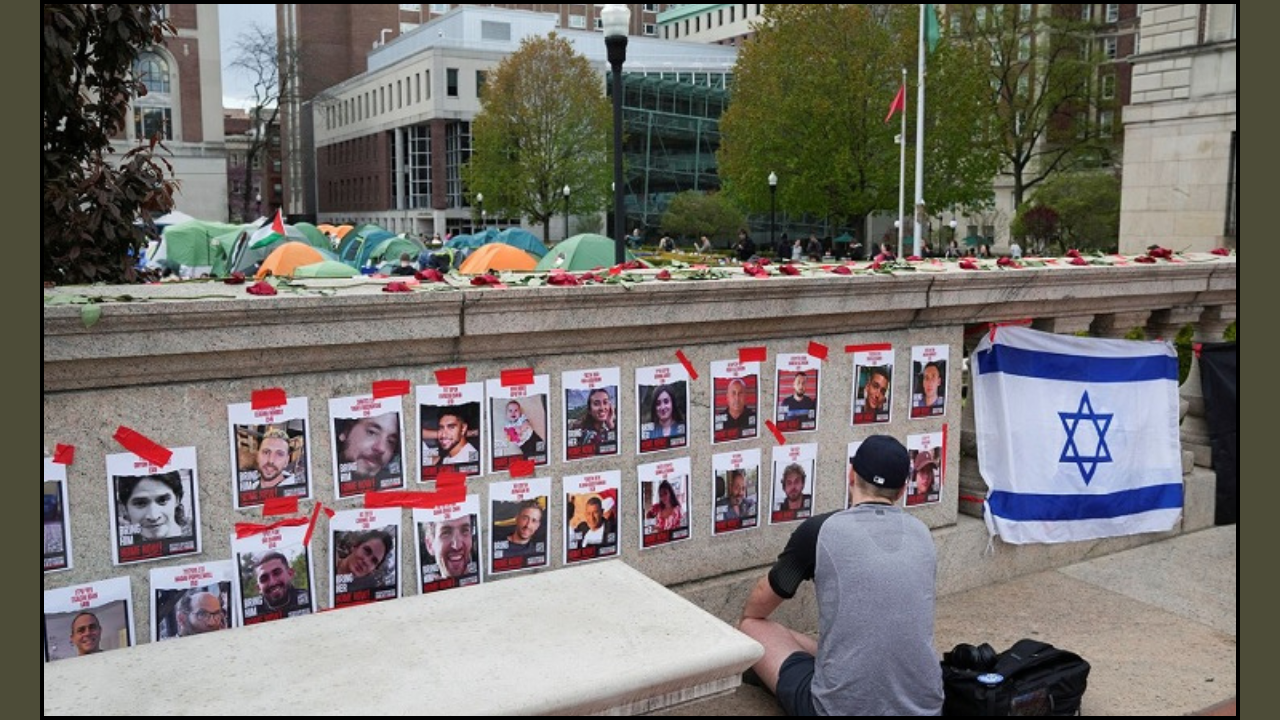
{"left": 42, "top": 257, "right": 1236, "bottom": 641}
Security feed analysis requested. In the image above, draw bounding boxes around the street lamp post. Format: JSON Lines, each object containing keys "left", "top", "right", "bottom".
{"left": 255, "top": 192, "right": 262, "bottom": 219}
{"left": 768, "top": 172, "right": 778, "bottom": 251}
{"left": 602, "top": 4, "right": 630, "bottom": 265}
{"left": 562, "top": 185, "right": 571, "bottom": 241}
{"left": 475, "top": 192, "right": 484, "bottom": 233}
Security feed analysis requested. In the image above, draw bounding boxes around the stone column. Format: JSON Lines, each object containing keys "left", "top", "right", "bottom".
{"left": 1146, "top": 305, "right": 1204, "bottom": 341}
{"left": 1031, "top": 315, "right": 1095, "bottom": 335}
{"left": 1179, "top": 351, "right": 1213, "bottom": 468}
{"left": 1090, "top": 310, "right": 1153, "bottom": 339}
{"left": 1195, "top": 304, "right": 1236, "bottom": 342}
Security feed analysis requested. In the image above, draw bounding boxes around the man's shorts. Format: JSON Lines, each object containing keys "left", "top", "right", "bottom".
{"left": 775, "top": 651, "right": 817, "bottom": 716}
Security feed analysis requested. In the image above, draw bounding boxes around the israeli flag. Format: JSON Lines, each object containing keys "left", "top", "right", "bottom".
{"left": 973, "top": 326, "right": 1183, "bottom": 544}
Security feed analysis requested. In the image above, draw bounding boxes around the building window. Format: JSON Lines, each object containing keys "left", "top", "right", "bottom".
{"left": 1019, "top": 35, "right": 1031, "bottom": 61}
{"left": 595, "top": 17, "right": 603, "bottom": 30}
{"left": 1104, "top": 37, "right": 1117, "bottom": 59}
{"left": 1020, "top": 4, "right": 1032, "bottom": 21}
{"left": 400, "top": 22, "right": 418, "bottom": 34}
{"left": 424, "top": 71, "right": 430, "bottom": 99}
{"left": 481, "top": 20, "right": 511, "bottom": 41}
{"left": 447, "top": 68, "right": 458, "bottom": 97}
{"left": 476, "top": 70, "right": 487, "bottom": 98}
{"left": 1105, "top": 4, "right": 1119, "bottom": 22}
{"left": 1098, "top": 109, "right": 1114, "bottom": 135}
{"left": 1082, "top": 5, "right": 1092, "bottom": 22}
{"left": 1101, "top": 74, "right": 1116, "bottom": 100}
{"left": 644, "top": 23, "right": 656, "bottom": 36}
{"left": 135, "top": 51, "right": 170, "bottom": 94}
{"left": 569, "top": 14, "right": 586, "bottom": 29}
{"left": 399, "top": 4, "right": 420, "bottom": 11}
{"left": 695, "top": 16, "right": 700, "bottom": 32}
{"left": 950, "top": 11, "right": 962, "bottom": 33}
{"left": 975, "top": 7, "right": 987, "bottom": 27}
{"left": 430, "top": 4, "right": 450, "bottom": 14}
{"left": 134, "top": 106, "right": 171, "bottom": 141}
{"left": 407, "top": 124, "right": 433, "bottom": 209}
{"left": 644, "top": 4, "right": 656, "bottom": 11}
{"left": 718, "top": 9, "right": 723, "bottom": 26}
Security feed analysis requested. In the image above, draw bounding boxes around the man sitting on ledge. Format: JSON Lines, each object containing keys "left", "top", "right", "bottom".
{"left": 738, "top": 434, "right": 944, "bottom": 715}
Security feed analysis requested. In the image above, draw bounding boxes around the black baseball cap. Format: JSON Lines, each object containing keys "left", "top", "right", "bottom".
{"left": 852, "top": 435, "right": 910, "bottom": 490}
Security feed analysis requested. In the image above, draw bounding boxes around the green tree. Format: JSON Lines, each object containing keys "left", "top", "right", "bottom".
{"left": 947, "top": 4, "right": 1115, "bottom": 209}
{"left": 1029, "top": 171, "right": 1120, "bottom": 252}
{"left": 718, "top": 5, "right": 999, "bottom": 237}
{"left": 463, "top": 33, "right": 612, "bottom": 242}
{"left": 659, "top": 191, "right": 747, "bottom": 244}
{"left": 42, "top": 4, "right": 178, "bottom": 285}
{"left": 1010, "top": 204, "right": 1060, "bottom": 252}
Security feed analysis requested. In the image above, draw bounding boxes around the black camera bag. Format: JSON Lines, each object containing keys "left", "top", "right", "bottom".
{"left": 941, "top": 638, "right": 1090, "bottom": 716}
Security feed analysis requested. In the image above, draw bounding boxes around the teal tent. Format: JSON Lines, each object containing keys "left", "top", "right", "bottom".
{"left": 962, "top": 234, "right": 985, "bottom": 247}
{"left": 534, "top": 234, "right": 642, "bottom": 272}
{"left": 496, "top": 228, "right": 549, "bottom": 259}
{"left": 366, "top": 235, "right": 427, "bottom": 267}
{"left": 447, "top": 228, "right": 498, "bottom": 251}
{"left": 150, "top": 220, "right": 244, "bottom": 276}
{"left": 293, "top": 222, "right": 334, "bottom": 251}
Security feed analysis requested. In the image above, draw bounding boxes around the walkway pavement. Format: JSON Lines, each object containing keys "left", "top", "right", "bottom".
{"left": 654, "top": 524, "right": 1236, "bottom": 716}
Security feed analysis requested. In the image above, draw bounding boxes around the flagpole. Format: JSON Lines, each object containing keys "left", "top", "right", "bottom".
{"left": 897, "top": 67, "right": 907, "bottom": 261}
{"left": 913, "top": 3, "right": 927, "bottom": 258}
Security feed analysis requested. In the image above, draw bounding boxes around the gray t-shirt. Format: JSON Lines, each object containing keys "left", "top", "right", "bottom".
{"left": 769, "top": 505, "right": 944, "bottom": 716}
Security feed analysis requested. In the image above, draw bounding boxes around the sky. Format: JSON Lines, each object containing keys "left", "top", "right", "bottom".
{"left": 218, "top": 4, "right": 278, "bottom": 111}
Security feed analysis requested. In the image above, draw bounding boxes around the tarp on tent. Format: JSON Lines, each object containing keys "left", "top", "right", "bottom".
{"left": 255, "top": 242, "right": 333, "bottom": 279}
{"left": 148, "top": 219, "right": 245, "bottom": 277}
{"left": 496, "top": 228, "right": 549, "bottom": 259}
{"left": 458, "top": 243, "right": 539, "bottom": 274}
{"left": 293, "top": 260, "right": 360, "bottom": 278}
{"left": 534, "top": 234, "right": 641, "bottom": 272}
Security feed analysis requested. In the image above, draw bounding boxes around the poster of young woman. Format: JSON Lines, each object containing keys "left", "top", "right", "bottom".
{"left": 638, "top": 457, "right": 692, "bottom": 549}
{"left": 636, "top": 364, "right": 690, "bottom": 454}
{"left": 489, "top": 477, "right": 551, "bottom": 574}
{"left": 150, "top": 559, "right": 236, "bottom": 642}
{"left": 563, "top": 367, "right": 621, "bottom": 462}
{"left": 564, "top": 470, "right": 621, "bottom": 564}
{"left": 414, "top": 495, "right": 482, "bottom": 594}
{"left": 851, "top": 346, "right": 894, "bottom": 426}
{"left": 770, "top": 443, "right": 817, "bottom": 524}
{"left": 106, "top": 446, "right": 201, "bottom": 565}
{"left": 486, "top": 375, "right": 551, "bottom": 473}
{"left": 417, "top": 381, "right": 484, "bottom": 481}
{"left": 329, "top": 394, "right": 406, "bottom": 499}
{"left": 329, "top": 508, "right": 401, "bottom": 609}
{"left": 227, "top": 397, "right": 311, "bottom": 510}
{"left": 232, "top": 524, "right": 315, "bottom": 625}
{"left": 909, "top": 345, "right": 950, "bottom": 419}
{"left": 43, "top": 457, "right": 73, "bottom": 573}
{"left": 711, "top": 359, "right": 760, "bottom": 444}
{"left": 43, "top": 576, "right": 134, "bottom": 662}
{"left": 774, "top": 353, "right": 821, "bottom": 433}
{"left": 712, "top": 448, "right": 761, "bottom": 535}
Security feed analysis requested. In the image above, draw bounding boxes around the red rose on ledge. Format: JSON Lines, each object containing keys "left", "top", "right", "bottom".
{"left": 1069, "top": 257, "right": 1089, "bottom": 266}
{"left": 415, "top": 269, "right": 445, "bottom": 282}
{"left": 779, "top": 264, "right": 801, "bottom": 276}
{"left": 996, "top": 257, "right": 1020, "bottom": 268}
{"left": 546, "top": 270, "right": 580, "bottom": 286}
{"left": 382, "top": 282, "right": 412, "bottom": 293}
{"left": 827, "top": 265, "right": 852, "bottom": 275}
{"left": 578, "top": 271, "right": 604, "bottom": 283}
{"left": 1065, "top": 249, "right": 1082, "bottom": 258}
{"left": 958, "top": 258, "right": 979, "bottom": 270}
{"left": 1133, "top": 255, "right": 1157, "bottom": 264}
{"left": 1210, "top": 247, "right": 1231, "bottom": 256}
{"left": 246, "top": 281, "right": 277, "bottom": 296}
{"left": 470, "top": 274, "right": 501, "bottom": 286}
{"left": 655, "top": 269, "right": 672, "bottom": 281}
{"left": 224, "top": 272, "right": 247, "bottom": 285}
{"left": 906, "top": 255, "right": 922, "bottom": 262}
{"left": 1146, "top": 246, "right": 1174, "bottom": 259}
{"left": 742, "top": 262, "right": 769, "bottom": 278}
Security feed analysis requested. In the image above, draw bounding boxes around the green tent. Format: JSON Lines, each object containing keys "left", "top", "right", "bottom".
{"left": 962, "top": 234, "right": 985, "bottom": 247}
{"left": 151, "top": 220, "right": 243, "bottom": 275}
{"left": 534, "top": 234, "right": 641, "bottom": 272}
{"left": 366, "top": 235, "right": 427, "bottom": 267}
{"left": 293, "top": 260, "right": 361, "bottom": 278}
{"left": 293, "top": 222, "right": 334, "bottom": 251}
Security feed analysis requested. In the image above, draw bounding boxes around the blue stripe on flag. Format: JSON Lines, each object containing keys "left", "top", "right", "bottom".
{"left": 976, "top": 345, "right": 1177, "bottom": 382}
{"left": 987, "top": 484, "right": 1183, "bottom": 521}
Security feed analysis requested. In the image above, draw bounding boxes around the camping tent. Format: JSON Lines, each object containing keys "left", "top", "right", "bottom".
{"left": 533, "top": 234, "right": 641, "bottom": 272}
{"left": 496, "top": 228, "right": 549, "bottom": 259}
{"left": 447, "top": 228, "right": 498, "bottom": 251}
{"left": 365, "top": 235, "right": 427, "bottom": 269}
{"left": 227, "top": 221, "right": 313, "bottom": 275}
{"left": 255, "top": 242, "right": 335, "bottom": 279}
{"left": 292, "top": 222, "right": 334, "bottom": 251}
{"left": 458, "top": 243, "right": 539, "bottom": 274}
{"left": 148, "top": 219, "right": 245, "bottom": 277}
{"left": 293, "top": 260, "right": 361, "bottom": 278}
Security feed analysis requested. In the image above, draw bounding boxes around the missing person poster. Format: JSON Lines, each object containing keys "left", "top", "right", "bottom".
{"left": 770, "top": 443, "right": 817, "bottom": 524}
{"left": 43, "top": 576, "right": 134, "bottom": 662}
{"left": 909, "top": 344, "right": 950, "bottom": 419}
{"left": 563, "top": 367, "right": 621, "bottom": 462}
{"left": 489, "top": 477, "right": 551, "bottom": 574}
{"left": 852, "top": 346, "right": 894, "bottom": 426}
{"left": 417, "top": 381, "right": 483, "bottom": 481}
{"left": 565, "top": 470, "right": 621, "bottom": 564}
{"left": 637, "top": 364, "right": 690, "bottom": 454}
{"left": 775, "top": 354, "right": 821, "bottom": 433}
{"left": 330, "top": 508, "right": 401, "bottom": 609}
{"left": 712, "top": 448, "right": 761, "bottom": 535}
{"left": 232, "top": 524, "right": 314, "bottom": 625}
{"left": 227, "top": 397, "right": 312, "bottom": 510}
{"left": 106, "top": 446, "right": 202, "bottom": 565}
{"left": 486, "top": 375, "right": 551, "bottom": 473}
{"left": 150, "top": 560, "right": 236, "bottom": 642}
{"left": 905, "top": 431, "right": 944, "bottom": 508}
{"left": 329, "top": 395, "right": 406, "bottom": 499}
{"left": 43, "top": 458, "right": 73, "bottom": 573}
{"left": 711, "top": 359, "right": 760, "bottom": 444}
{"left": 414, "top": 495, "right": 482, "bottom": 594}
{"left": 639, "top": 457, "right": 692, "bottom": 549}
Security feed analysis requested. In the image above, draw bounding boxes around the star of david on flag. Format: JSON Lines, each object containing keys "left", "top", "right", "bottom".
{"left": 972, "top": 326, "right": 1183, "bottom": 544}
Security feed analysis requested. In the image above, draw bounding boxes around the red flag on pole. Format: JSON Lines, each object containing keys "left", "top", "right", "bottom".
{"left": 885, "top": 84, "right": 906, "bottom": 123}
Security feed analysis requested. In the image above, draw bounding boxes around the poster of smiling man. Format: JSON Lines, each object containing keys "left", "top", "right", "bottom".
{"left": 43, "top": 576, "right": 134, "bottom": 662}
{"left": 414, "top": 495, "right": 482, "bottom": 594}
{"left": 565, "top": 470, "right": 621, "bottom": 564}
{"left": 770, "top": 443, "right": 817, "bottom": 525}
{"left": 851, "top": 346, "right": 894, "bottom": 426}
{"left": 712, "top": 448, "right": 761, "bottom": 535}
{"left": 106, "top": 446, "right": 201, "bottom": 565}
{"left": 329, "top": 395, "right": 406, "bottom": 499}
{"left": 150, "top": 559, "right": 236, "bottom": 642}
{"left": 909, "top": 344, "right": 949, "bottom": 419}
{"left": 775, "top": 353, "right": 821, "bottom": 433}
{"left": 228, "top": 397, "right": 311, "bottom": 510}
{"left": 233, "top": 524, "right": 314, "bottom": 625}
{"left": 490, "top": 477, "right": 552, "bottom": 574}
{"left": 330, "top": 508, "right": 401, "bottom": 609}
{"left": 417, "top": 381, "right": 484, "bottom": 481}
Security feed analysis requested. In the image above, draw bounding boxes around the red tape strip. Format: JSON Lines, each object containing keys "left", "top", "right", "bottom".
{"left": 509, "top": 459, "right": 536, "bottom": 478}
{"left": 234, "top": 516, "right": 309, "bottom": 539}
{"left": 844, "top": 343, "right": 893, "bottom": 354}
{"left": 958, "top": 494, "right": 987, "bottom": 505}
{"left": 436, "top": 470, "right": 467, "bottom": 489}
{"left": 501, "top": 368, "right": 535, "bottom": 387}
{"left": 53, "top": 444, "right": 75, "bottom": 465}
{"left": 988, "top": 319, "right": 1033, "bottom": 342}
{"left": 112, "top": 426, "right": 173, "bottom": 468}
{"left": 302, "top": 502, "right": 334, "bottom": 547}
{"left": 372, "top": 380, "right": 411, "bottom": 399}
{"left": 262, "top": 497, "right": 300, "bottom": 517}
{"left": 738, "top": 346, "right": 767, "bottom": 363}
{"left": 435, "top": 367, "right": 468, "bottom": 386}
{"left": 251, "top": 388, "right": 288, "bottom": 410}
{"left": 675, "top": 349, "right": 699, "bottom": 380}
{"left": 764, "top": 419, "right": 787, "bottom": 445}
{"left": 807, "top": 341, "right": 829, "bottom": 361}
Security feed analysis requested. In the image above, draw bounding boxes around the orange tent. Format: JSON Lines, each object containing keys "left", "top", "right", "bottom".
{"left": 255, "top": 242, "right": 329, "bottom": 279}
{"left": 334, "top": 224, "right": 355, "bottom": 239}
{"left": 458, "top": 243, "right": 539, "bottom": 274}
